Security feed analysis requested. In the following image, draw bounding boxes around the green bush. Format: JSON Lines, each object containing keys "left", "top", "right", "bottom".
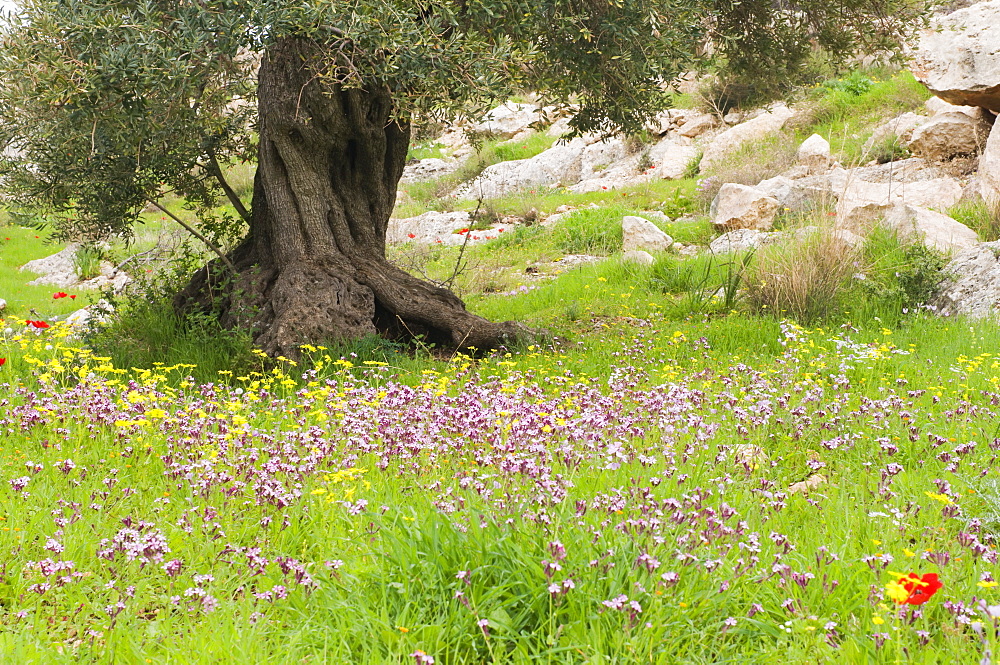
{"left": 851, "top": 227, "right": 948, "bottom": 324}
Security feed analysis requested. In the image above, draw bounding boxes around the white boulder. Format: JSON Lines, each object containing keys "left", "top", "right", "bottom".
{"left": 456, "top": 137, "right": 589, "bottom": 199}
{"left": 883, "top": 204, "right": 979, "bottom": 254}
{"left": 906, "top": 112, "right": 991, "bottom": 161}
{"left": 909, "top": 0, "right": 1000, "bottom": 112}
{"left": 699, "top": 104, "right": 795, "bottom": 172}
{"left": 862, "top": 113, "right": 927, "bottom": 154}
{"left": 710, "top": 183, "right": 780, "bottom": 230}
{"left": 934, "top": 241, "right": 1000, "bottom": 317}
{"left": 20, "top": 245, "right": 80, "bottom": 288}
{"left": 470, "top": 103, "right": 543, "bottom": 138}
{"left": 836, "top": 177, "right": 963, "bottom": 227}
{"left": 400, "top": 158, "right": 463, "bottom": 183}
{"left": 924, "top": 97, "right": 983, "bottom": 118}
{"left": 797, "top": 134, "right": 831, "bottom": 173}
{"left": 649, "top": 139, "right": 700, "bottom": 180}
{"left": 677, "top": 113, "right": 718, "bottom": 138}
{"left": 709, "top": 229, "right": 776, "bottom": 254}
{"left": 622, "top": 216, "right": 673, "bottom": 252}
{"left": 622, "top": 250, "right": 656, "bottom": 266}
{"left": 982, "top": 123, "right": 1000, "bottom": 205}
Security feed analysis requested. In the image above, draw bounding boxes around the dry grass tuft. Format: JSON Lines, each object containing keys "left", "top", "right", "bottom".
{"left": 744, "top": 226, "right": 860, "bottom": 323}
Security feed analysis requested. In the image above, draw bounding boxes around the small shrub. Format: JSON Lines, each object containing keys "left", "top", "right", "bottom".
{"left": 851, "top": 227, "right": 948, "bottom": 323}
{"left": 683, "top": 152, "right": 703, "bottom": 180}
{"left": 73, "top": 244, "right": 104, "bottom": 279}
{"left": 822, "top": 71, "right": 875, "bottom": 97}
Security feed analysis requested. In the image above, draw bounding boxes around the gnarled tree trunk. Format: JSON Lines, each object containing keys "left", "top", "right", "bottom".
{"left": 176, "top": 37, "right": 530, "bottom": 358}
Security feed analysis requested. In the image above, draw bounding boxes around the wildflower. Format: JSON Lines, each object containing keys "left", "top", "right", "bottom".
{"left": 407, "top": 233, "right": 416, "bottom": 239}
{"left": 410, "top": 650, "right": 435, "bottom": 664}
{"left": 887, "top": 572, "right": 942, "bottom": 605}
{"left": 53, "top": 292, "right": 68, "bottom": 299}
{"left": 0, "top": 358, "right": 5, "bottom": 367}
{"left": 925, "top": 491, "right": 953, "bottom": 505}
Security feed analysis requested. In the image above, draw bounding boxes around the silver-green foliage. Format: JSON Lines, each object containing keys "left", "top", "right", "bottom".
{"left": 0, "top": 0, "right": 929, "bottom": 244}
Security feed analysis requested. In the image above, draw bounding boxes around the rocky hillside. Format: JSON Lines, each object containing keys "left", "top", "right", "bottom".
{"left": 383, "top": 0, "right": 1000, "bottom": 323}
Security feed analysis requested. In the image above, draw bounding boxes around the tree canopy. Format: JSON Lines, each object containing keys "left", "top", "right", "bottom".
{"left": 0, "top": 0, "right": 927, "bottom": 242}
{"left": 0, "top": 0, "right": 931, "bottom": 356}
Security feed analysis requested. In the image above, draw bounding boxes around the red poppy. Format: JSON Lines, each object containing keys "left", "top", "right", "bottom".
{"left": 53, "top": 292, "right": 68, "bottom": 299}
{"left": 26, "top": 320, "right": 50, "bottom": 329}
{"left": 899, "top": 573, "right": 942, "bottom": 605}
{"left": 0, "top": 358, "right": 6, "bottom": 367}
{"left": 407, "top": 233, "right": 416, "bottom": 239}
{"left": 70, "top": 295, "right": 77, "bottom": 299}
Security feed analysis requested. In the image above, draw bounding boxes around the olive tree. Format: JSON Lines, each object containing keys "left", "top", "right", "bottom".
{"left": 0, "top": 0, "right": 926, "bottom": 355}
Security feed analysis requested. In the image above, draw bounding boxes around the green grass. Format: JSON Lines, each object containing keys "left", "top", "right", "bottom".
{"left": 4, "top": 299, "right": 1000, "bottom": 662}
{"left": 950, "top": 199, "right": 1000, "bottom": 243}
{"left": 2, "top": 65, "right": 998, "bottom": 663}
{"left": 0, "top": 221, "right": 97, "bottom": 325}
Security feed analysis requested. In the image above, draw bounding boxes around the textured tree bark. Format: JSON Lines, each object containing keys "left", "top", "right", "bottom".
{"left": 175, "top": 37, "right": 530, "bottom": 358}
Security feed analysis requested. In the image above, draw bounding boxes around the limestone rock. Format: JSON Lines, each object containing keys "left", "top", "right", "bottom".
{"left": 982, "top": 122, "right": 1000, "bottom": 204}
{"left": 756, "top": 174, "right": 837, "bottom": 212}
{"left": 710, "top": 183, "right": 780, "bottom": 230}
{"left": 456, "top": 137, "right": 589, "bottom": 198}
{"left": 709, "top": 229, "right": 776, "bottom": 254}
{"left": 836, "top": 177, "right": 963, "bottom": 228}
{"left": 470, "top": 102, "right": 543, "bottom": 138}
{"left": 649, "top": 139, "right": 700, "bottom": 180}
{"left": 66, "top": 300, "right": 115, "bottom": 329}
{"left": 622, "top": 216, "right": 673, "bottom": 252}
{"left": 797, "top": 134, "right": 831, "bottom": 173}
{"left": 924, "top": 96, "right": 983, "bottom": 118}
{"left": 906, "top": 112, "right": 990, "bottom": 161}
{"left": 700, "top": 104, "right": 795, "bottom": 172}
{"left": 622, "top": 250, "right": 656, "bottom": 266}
{"left": 845, "top": 157, "right": 943, "bottom": 184}
{"left": 910, "top": 0, "right": 1000, "bottom": 112}
{"left": 387, "top": 211, "right": 508, "bottom": 246}
{"left": 677, "top": 113, "right": 718, "bottom": 138}
{"left": 862, "top": 113, "right": 927, "bottom": 154}
{"left": 400, "top": 157, "right": 463, "bottom": 183}
{"left": 789, "top": 474, "right": 827, "bottom": 495}
{"left": 934, "top": 241, "right": 1000, "bottom": 317}
{"left": 20, "top": 245, "right": 80, "bottom": 288}
{"left": 883, "top": 204, "right": 979, "bottom": 253}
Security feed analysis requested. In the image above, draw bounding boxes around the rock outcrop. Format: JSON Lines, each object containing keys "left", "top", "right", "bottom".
{"left": 863, "top": 113, "right": 927, "bottom": 155}
{"left": 710, "top": 184, "right": 780, "bottom": 230}
{"left": 622, "top": 216, "right": 673, "bottom": 252}
{"left": 882, "top": 204, "right": 979, "bottom": 254}
{"left": 934, "top": 241, "right": 1000, "bottom": 318}
{"left": 797, "top": 134, "right": 831, "bottom": 173}
{"left": 387, "top": 211, "right": 510, "bottom": 246}
{"left": 20, "top": 245, "right": 131, "bottom": 292}
{"left": 982, "top": 123, "right": 1000, "bottom": 204}
{"left": 699, "top": 104, "right": 795, "bottom": 172}
{"left": 910, "top": 0, "right": 1000, "bottom": 112}
{"left": 906, "top": 111, "right": 991, "bottom": 161}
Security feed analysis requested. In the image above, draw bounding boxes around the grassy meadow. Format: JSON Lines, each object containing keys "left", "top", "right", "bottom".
{"left": 3, "top": 68, "right": 1000, "bottom": 663}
